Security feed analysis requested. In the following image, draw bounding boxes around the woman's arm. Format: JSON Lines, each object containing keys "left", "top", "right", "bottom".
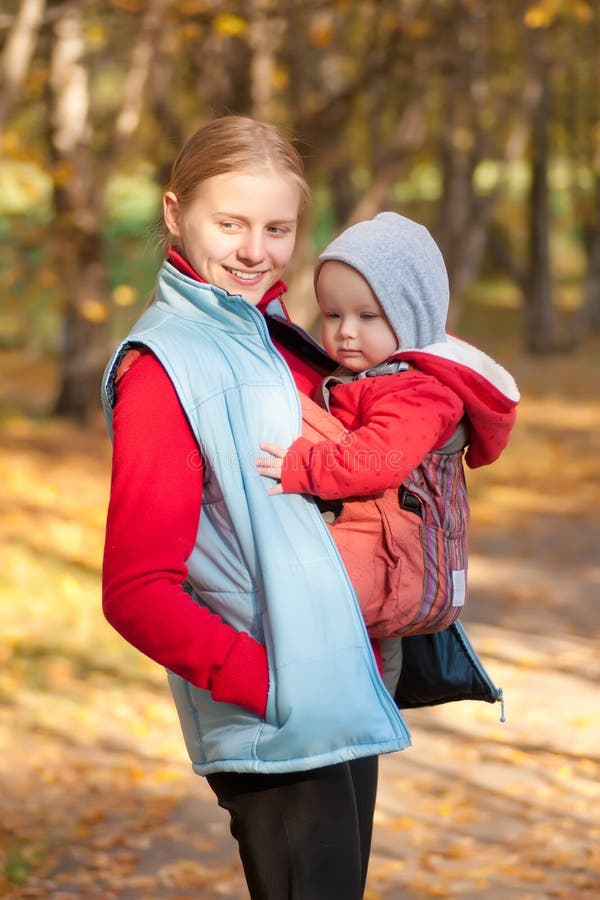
{"left": 102, "top": 352, "right": 269, "bottom": 717}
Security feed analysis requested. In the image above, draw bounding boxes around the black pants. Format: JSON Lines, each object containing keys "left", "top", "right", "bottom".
{"left": 207, "top": 755, "right": 378, "bottom": 900}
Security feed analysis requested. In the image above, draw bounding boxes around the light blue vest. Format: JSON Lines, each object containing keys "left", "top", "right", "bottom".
{"left": 102, "top": 262, "right": 411, "bottom": 774}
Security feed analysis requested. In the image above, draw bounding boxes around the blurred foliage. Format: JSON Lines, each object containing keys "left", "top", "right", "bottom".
{"left": 0, "top": 0, "right": 599, "bottom": 415}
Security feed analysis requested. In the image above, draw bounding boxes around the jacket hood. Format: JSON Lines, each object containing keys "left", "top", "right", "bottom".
{"left": 395, "top": 336, "right": 520, "bottom": 468}
{"left": 315, "top": 212, "right": 449, "bottom": 350}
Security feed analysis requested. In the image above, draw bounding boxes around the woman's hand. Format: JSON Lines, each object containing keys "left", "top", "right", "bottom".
{"left": 256, "top": 441, "right": 289, "bottom": 494}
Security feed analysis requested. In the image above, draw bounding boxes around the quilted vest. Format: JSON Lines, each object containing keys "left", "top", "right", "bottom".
{"left": 102, "top": 262, "right": 411, "bottom": 775}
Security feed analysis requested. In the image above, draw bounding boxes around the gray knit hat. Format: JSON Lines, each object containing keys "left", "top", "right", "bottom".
{"left": 315, "top": 211, "right": 449, "bottom": 350}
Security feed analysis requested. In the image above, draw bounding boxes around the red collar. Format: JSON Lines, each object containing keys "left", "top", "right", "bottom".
{"left": 166, "top": 246, "right": 288, "bottom": 315}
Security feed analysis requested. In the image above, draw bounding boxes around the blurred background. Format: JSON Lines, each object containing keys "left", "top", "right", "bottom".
{"left": 1, "top": 0, "right": 599, "bottom": 419}
{"left": 1, "top": 1, "right": 599, "bottom": 897}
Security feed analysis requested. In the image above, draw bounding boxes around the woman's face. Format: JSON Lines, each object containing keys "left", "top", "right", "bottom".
{"left": 163, "top": 170, "right": 301, "bottom": 305}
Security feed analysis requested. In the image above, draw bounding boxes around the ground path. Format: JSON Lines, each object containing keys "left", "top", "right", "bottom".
{"left": 1, "top": 342, "right": 599, "bottom": 898}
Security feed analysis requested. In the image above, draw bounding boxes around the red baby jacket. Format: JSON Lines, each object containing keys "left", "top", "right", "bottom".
{"left": 280, "top": 343, "right": 519, "bottom": 499}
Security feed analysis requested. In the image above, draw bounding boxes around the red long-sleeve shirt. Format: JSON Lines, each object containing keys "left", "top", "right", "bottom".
{"left": 102, "top": 253, "right": 332, "bottom": 717}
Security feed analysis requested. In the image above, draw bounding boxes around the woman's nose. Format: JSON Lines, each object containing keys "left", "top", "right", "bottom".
{"left": 237, "top": 230, "right": 265, "bottom": 265}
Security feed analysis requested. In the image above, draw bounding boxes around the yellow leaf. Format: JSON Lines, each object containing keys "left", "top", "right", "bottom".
{"left": 405, "top": 19, "right": 432, "bottom": 38}
{"left": 213, "top": 13, "right": 248, "bottom": 38}
{"left": 179, "top": 0, "right": 210, "bottom": 13}
{"left": 524, "top": 1, "right": 558, "bottom": 28}
{"left": 86, "top": 24, "right": 106, "bottom": 49}
{"left": 111, "top": 0, "right": 143, "bottom": 11}
{"left": 53, "top": 162, "right": 74, "bottom": 187}
{"left": 158, "top": 859, "right": 220, "bottom": 888}
{"left": 112, "top": 284, "right": 137, "bottom": 307}
{"left": 310, "top": 18, "right": 334, "bottom": 48}
{"left": 573, "top": 0, "right": 593, "bottom": 22}
{"left": 3, "top": 131, "right": 22, "bottom": 154}
{"left": 467, "top": 865, "right": 495, "bottom": 878}
{"left": 272, "top": 64, "right": 289, "bottom": 90}
{"left": 79, "top": 298, "right": 110, "bottom": 323}
{"left": 38, "top": 267, "right": 58, "bottom": 287}
{"left": 180, "top": 22, "right": 202, "bottom": 41}
{"left": 150, "top": 767, "right": 181, "bottom": 783}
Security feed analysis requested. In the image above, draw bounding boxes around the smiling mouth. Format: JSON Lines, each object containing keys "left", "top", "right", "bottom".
{"left": 224, "top": 266, "right": 267, "bottom": 282}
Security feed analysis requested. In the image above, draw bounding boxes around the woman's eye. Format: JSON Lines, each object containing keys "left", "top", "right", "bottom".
{"left": 221, "top": 221, "right": 240, "bottom": 231}
{"left": 267, "top": 225, "right": 288, "bottom": 235}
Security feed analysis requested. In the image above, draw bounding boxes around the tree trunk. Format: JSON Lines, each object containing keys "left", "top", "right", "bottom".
{"left": 569, "top": 6, "right": 600, "bottom": 342}
{"left": 149, "top": 31, "right": 186, "bottom": 187}
{"left": 53, "top": 230, "right": 112, "bottom": 422}
{"left": 434, "top": 8, "right": 491, "bottom": 329}
{"left": 582, "top": 229, "right": 600, "bottom": 330}
{"left": 113, "top": 0, "right": 169, "bottom": 146}
{"left": 574, "top": 178, "right": 600, "bottom": 339}
{"left": 49, "top": 0, "right": 168, "bottom": 420}
{"left": 434, "top": 6, "right": 541, "bottom": 330}
{"left": 248, "top": 0, "right": 280, "bottom": 121}
{"left": 330, "top": 164, "right": 358, "bottom": 226}
{"left": 0, "top": 0, "right": 46, "bottom": 126}
{"left": 525, "top": 65, "right": 557, "bottom": 352}
{"left": 49, "top": 2, "right": 110, "bottom": 422}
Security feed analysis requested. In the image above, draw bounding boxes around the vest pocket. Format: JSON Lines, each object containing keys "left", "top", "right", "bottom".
{"left": 168, "top": 672, "right": 271, "bottom": 767}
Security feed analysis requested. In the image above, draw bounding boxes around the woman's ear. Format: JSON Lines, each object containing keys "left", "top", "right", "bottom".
{"left": 163, "top": 191, "right": 181, "bottom": 237}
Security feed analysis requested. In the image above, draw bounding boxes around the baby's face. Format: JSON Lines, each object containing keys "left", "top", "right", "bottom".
{"left": 317, "top": 261, "right": 398, "bottom": 372}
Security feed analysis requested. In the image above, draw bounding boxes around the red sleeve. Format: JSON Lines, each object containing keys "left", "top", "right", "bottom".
{"left": 102, "top": 352, "right": 269, "bottom": 717}
{"left": 280, "top": 373, "right": 464, "bottom": 499}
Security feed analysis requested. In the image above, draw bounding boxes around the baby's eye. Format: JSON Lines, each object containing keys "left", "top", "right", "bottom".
{"left": 325, "top": 312, "right": 340, "bottom": 320}
{"left": 360, "top": 313, "right": 377, "bottom": 320}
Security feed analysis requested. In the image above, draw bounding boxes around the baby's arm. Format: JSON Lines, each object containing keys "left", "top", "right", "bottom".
{"left": 256, "top": 421, "right": 414, "bottom": 499}
{"left": 257, "top": 375, "right": 463, "bottom": 499}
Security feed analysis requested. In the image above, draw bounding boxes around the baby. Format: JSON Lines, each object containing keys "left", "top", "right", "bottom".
{"left": 257, "top": 212, "right": 519, "bottom": 637}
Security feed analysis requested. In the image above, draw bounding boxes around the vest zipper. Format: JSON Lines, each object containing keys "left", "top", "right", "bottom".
{"left": 242, "top": 300, "right": 411, "bottom": 742}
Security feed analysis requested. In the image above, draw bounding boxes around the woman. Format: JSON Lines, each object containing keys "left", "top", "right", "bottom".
{"left": 102, "top": 116, "right": 502, "bottom": 899}
{"left": 102, "top": 116, "right": 408, "bottom": 899}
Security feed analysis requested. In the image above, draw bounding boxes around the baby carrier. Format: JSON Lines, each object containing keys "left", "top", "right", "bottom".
{"left": 300, "top": 392, "right": 470, "bottom": 638}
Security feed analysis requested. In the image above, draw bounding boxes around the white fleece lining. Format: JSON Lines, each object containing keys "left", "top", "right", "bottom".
{"left": 405, "top": 335, "right": 521, "bottom": 403}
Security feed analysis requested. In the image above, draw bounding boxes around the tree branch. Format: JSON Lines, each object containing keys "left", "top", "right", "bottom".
{"left": 0, "top": 0, "right": 47, "bottom": 126}
{"left": 113, "top": 0, "right": 170, "bottom": 145}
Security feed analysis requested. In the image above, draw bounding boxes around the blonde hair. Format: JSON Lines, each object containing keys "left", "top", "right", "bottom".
{"left": 166, "top": 116, "right": 309, "bottom": 220}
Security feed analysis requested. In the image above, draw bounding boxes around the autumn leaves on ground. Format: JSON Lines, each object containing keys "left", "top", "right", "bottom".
{"left": 1, "top": 330, "right": 599, "bottom": 899}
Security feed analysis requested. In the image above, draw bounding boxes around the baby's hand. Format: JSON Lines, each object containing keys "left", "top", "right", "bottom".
{"left": 256, "top": 442, "right": 288, "bottom": 495}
